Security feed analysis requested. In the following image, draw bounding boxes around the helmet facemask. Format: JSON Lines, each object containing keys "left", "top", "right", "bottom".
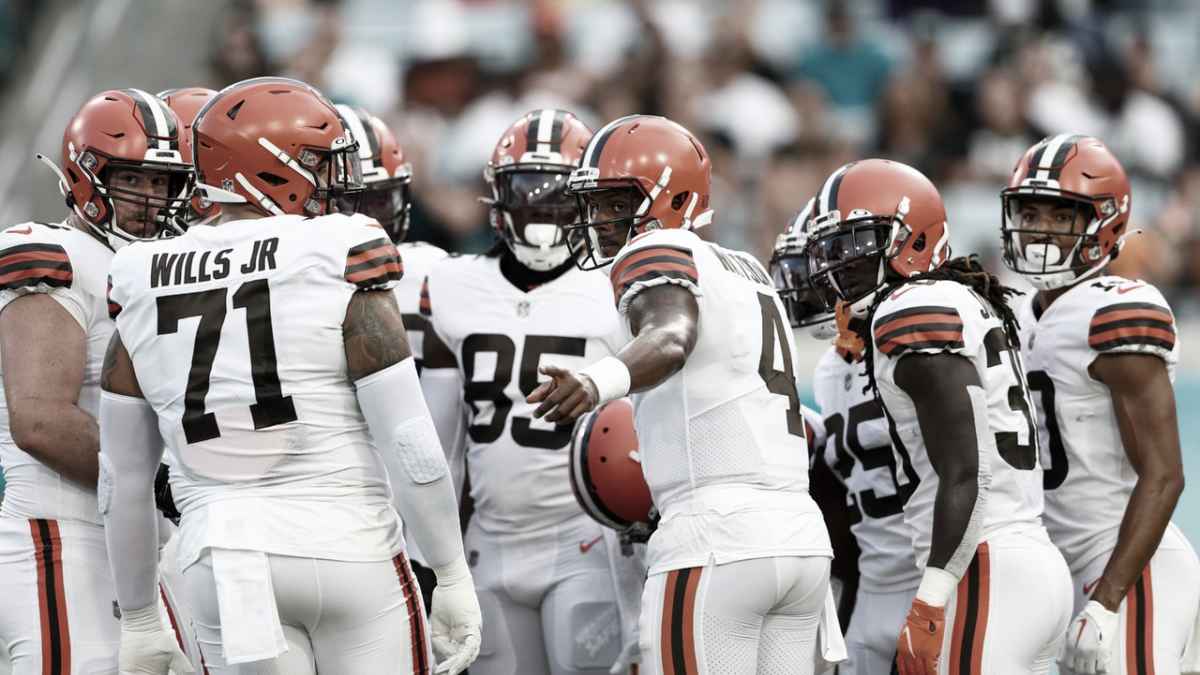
{"left": 770, "top": 244, "right": 838, "bottom": 339}
{"left": 68, "top": 146, "right": 194, "bottom": 248}
{"left": 807, "top": 212, "right": 896, "bottom": 313}
{"left": 340, "top": 171, "right": 411, "bottom": 242}
{"left": 246, "top": 133, "right": 364, "bottom": 217}
{"left": 487, "top": 168, "right": 577, "bottom": 271}
{"left": 1000, "top": 190, "right": 1121, "bottom": 291}
{"left": 565, "top": 182, "right": 654, "bottom": 271}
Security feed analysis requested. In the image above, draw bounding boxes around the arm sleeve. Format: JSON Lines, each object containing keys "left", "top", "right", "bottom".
{"left": 609, "top": 232, "right": 701, "bottom": 315}
{"left": 99, "top": 391, "right": 164, "bottom": 611}
{"left": 420, "top": 365, "right": 468, "bottom": 498}
{"left": 356, "top": 357, "right": 466, "bottom": 569}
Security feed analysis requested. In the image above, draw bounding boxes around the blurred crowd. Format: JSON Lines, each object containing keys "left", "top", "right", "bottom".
{"left": 79, "top": 0, "right": 1200, "bottom": 313}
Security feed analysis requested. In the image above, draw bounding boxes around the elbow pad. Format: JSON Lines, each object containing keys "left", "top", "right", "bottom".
{"left": 356, "top": 358, "right": 448, "bottom": 485}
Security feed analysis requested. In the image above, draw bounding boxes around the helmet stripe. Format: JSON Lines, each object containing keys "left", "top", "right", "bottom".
{"left": 126, "top": 88, "right": 172, "bottom": 151}
{"left": 818, "top": 163, "right": 850, "bottom": 215}
{"left": 584, "top": 115, "right": 637, "bottom": 169}
{"left": 1030, "top": 133, "right": 1074, "bottom": 181}
{"left": 1046, "top": 134, "right": 1083, "bottom": 181}
{"left": 534, "top": 108, "right": 556, "bottom": 154}
{"left": 335, "top": 104, "right": 375, "bottom": 162}
{"left": 548, "top": 110, "right": 565, "bottom": 153}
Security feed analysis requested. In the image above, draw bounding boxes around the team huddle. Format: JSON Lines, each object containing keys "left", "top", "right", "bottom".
{"left": 0, "top": 74, "right": 1195, "bottom": 675}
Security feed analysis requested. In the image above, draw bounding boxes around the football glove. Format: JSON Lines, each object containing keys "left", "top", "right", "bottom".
{"left": 1060, "top": 600, "right": 1119, "bottom": 674}
{"left": 896, "top": 599, "right": 944, "bottom": 675}
{"left": 117, "top": 604, "right": 193, "bottom": 675}
{"left": 430, "top": 558, "right": 482, "bottom": 675}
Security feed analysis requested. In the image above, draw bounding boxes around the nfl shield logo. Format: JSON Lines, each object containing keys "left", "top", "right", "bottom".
{"left": 516, "top": 300, "right": 531, "bottom": 317}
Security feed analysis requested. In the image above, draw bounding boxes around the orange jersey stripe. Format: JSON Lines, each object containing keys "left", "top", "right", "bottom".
{"left": 875, "top": 312, "right": 961, "bottom": 339}
{"left": 346, "top": 244, "right": 396, "bottom": 268}
{"left": 615, "top": 260, "right": 699, "bottom": 288}
{"left": 611, "top": 246, "right": 694, "bottom": 284}
{"left": 0, "top": 266, "right": 71, "bottom": 286}
{"left": 1088, "top": 326, "right": 1176, "bottom": 348}
{"left": 0, "top": 249, "right": 69, "bottom": 267}
{"left": 1090, "top": 308, "right": 1172, "bottom": 327}
{"left": 346, "top": 259, "right": 403, "bottom": 284}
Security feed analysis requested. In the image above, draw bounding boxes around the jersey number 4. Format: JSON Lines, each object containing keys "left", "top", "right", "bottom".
{"left": 757, "top": 292, "right": 805, "bottom": 438}
{"left": 157, "top": 279, "right": 297, "bottom": 444}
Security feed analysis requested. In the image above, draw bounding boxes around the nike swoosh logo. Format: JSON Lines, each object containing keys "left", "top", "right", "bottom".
{"left": 579, "top": 535, "right": 603, "bottom": 554}
{"left": 1083, "top": 578, "right": 1100, "bottom": 595}
{"left": 1117, "top": 285, "right": 1145, "bottom": 294}
{"left": 6, "top": 225, "right": 31, "bottom": 235}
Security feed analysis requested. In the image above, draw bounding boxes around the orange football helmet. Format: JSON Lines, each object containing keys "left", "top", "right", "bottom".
{"left": 40, "top": 88, "right": 194, "bottom": 249}
{"left": 1000, "top": 134, "right": 1132, "bottom": 290}
{"left": 566, "top": 115, "right": 713, "bottom": 269}
{"left": 335, "top": 104, "right": 413, "bottom": 242}
{"left": 569, "top": 398, "right": 655, "bottom": 539}
{"left": 192, "top": 77, "right": 362, "bottom": 218}
{"left": 807, "top": 159, "right": 950, "bottom": 312}
{"left": 483, "top": 109, "right": 592, "bottom": 271}
{"left": 158, "top": 87, "right": 220, "bottom": 226}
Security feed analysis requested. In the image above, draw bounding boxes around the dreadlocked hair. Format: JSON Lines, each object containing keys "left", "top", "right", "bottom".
{"left": 851, "top": 254, "right": 1024, "bottom": 401}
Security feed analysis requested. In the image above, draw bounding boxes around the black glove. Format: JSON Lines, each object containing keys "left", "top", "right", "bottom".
{"left": 154, "top": 464, "right": 180, "bottom": 525}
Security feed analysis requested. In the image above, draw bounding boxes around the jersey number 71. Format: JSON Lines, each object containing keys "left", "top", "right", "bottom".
{"left": 157, "top": 279, "right": 297, "bottom": 444}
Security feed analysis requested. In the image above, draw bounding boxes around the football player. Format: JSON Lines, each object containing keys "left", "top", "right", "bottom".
{"left": 99, "top": 77, "right": 480, "bottom": 675}
{"left": 418, "top": 109, "right": 636, "bottom": 675}
{"left": 529, "top": 115, "right": 837, "bottom": 675}
{"left": 334, "top": 102, "right": 451, "bottom": 607}
{"left": 0, "top": 89, "right": 193, "bottom": 674}
{"left": 806, "top": 158, "right": 1074, "bottom": 674}
{"left": 1001, "top": 135, "right": 1200, "bottom": 675}
{"left": 158, "top": 87, "right": 220, "bottom": 228}
{"left": 772, "top": 200, "right": 921, "bottom": 675}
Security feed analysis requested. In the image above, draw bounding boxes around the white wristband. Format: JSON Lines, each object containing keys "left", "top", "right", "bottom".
{"left": 120, "top": 603, "right": 162, "bottom": 632}
{"left": 433, "top": 555, "right": 472, "bottom": 587}
{"left": 579, "top": 356, "right": 631, "bottom": 407}
{"left": 915, "top": 566, "right": 959, "bottom": 607}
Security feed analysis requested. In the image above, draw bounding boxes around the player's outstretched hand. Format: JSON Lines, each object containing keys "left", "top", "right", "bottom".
{"left": 430, "top": 563, "right": 483, "bottom": 675}
{"left": 896, "top": 599, "right": 944, "bottom": 675}
{"left": 117, "top": 605, "right": 194, "bottom": 675}
{"left": 1060, "top": 600, "right": 1118, "bottom": 674}
{"left": 527, "top": 365, "right": 598, "bottom": 423}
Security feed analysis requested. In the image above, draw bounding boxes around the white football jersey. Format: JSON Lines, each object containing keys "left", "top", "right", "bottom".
{"left": 0, "top": 221, "right": 113, "bottom": 524}
{"left": 1016, "top": 276, "right": 1182, "bottom": 573}
{"left": 108, "top": 214, "right": 405, "bottom": 570}
{"left": 421, "top": 254, "right": 623, "bottom": 536}
{"left": 869, "top": 279, "right": 1044, "bottom": 569}
{"left": 394, "top": 241, "right": 447, "bottom": 372}
{"left": 610, "top": 229, "right": 830, "bottom": 574}
{"left": 812, "top": 345, "right": 920, "bottom": 592}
